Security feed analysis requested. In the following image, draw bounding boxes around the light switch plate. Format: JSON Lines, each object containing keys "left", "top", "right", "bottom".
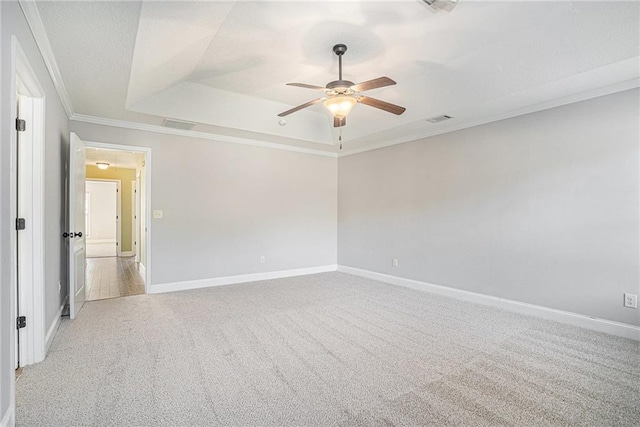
{"left": 153, "top": 210, "right": 163, "bottom": 219}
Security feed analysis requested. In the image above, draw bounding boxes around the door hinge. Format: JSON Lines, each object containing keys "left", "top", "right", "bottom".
{"left": 16, "top": 218, "right": 26, "bottom": 230}
{"left": 17, "top": 316, "right": 26, "bottom": 329}
{"left": 16, "top": 118, "right": 26, "bottom": 132}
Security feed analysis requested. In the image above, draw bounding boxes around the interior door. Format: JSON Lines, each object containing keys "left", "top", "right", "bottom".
{"left": 134, "top": 176, "right": 141, "bottom": 262}
{"left": 68, "top": 132, "right": 87, "bottom": 319}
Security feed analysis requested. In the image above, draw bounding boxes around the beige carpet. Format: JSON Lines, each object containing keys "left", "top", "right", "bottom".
{"left": 16, "top": 272, "right": 640, "bottom": 426}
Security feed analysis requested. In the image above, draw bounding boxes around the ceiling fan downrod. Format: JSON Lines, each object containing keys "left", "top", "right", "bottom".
{"left": 333, "top": 44, "right": 347, "bottom": 81}
{"left": 327, "top": 44, "right": 354, "bottom": 91}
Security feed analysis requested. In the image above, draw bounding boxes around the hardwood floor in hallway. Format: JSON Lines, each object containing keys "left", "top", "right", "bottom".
{"left": 86, "top": 256, "right": 145, "bottom": 301}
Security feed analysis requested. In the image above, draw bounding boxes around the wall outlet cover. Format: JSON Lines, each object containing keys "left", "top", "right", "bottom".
{"left": 153, "top": 210, "right": 163, "bottom": 219}
{"left": 624, "top": 293, "right": 637, "bottom": 309}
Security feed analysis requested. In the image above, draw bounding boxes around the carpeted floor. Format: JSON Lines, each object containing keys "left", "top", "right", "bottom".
{"left": 16, "top": 272, "right": 640, "bottom": 426}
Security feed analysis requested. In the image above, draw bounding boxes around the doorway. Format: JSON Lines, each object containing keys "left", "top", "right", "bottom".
{"left": 83, "top": 146, "right": 149, "bottom": 301}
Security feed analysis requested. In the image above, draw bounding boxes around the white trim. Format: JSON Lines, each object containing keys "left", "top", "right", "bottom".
{"left": 83, "top": 141, "right": 152, "bottom": 291}
{"left": 119, "top": 251, "right": 135, "bottom": 257}
{"left": 337, "top": 265, "right": 640, "bottom": 341}
{"left": 44, "top": 300, "right": 66, "bottom": 356}
{"left": 71, "top": 114, "right": 338, "bottom": 158}
{"left": 339, "top": 79, "right": 640, "bottom": 157}
{"left": 0, "top": 406, "right": 14, "bottom": 427}
{"left": 149, "top": 265, "right": 338, "bottom": 294}
{"left": 131, "top": 180, "right": 136, "bottom": 256}
{"left": 18, "top": 0, "right": 73, "bottom": 118}
{"left": 139, "top": 263, "right": 146, "bottom": 280}
{"left": 10, "top": 36, "right": 47, "bottom": 373}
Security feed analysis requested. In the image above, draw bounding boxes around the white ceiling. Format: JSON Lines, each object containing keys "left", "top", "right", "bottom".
{"left": 86, "top": 147, "right": 143, "bottom": 170}
{"left": 35, "top": 1, "right": 640, "bottom": 154}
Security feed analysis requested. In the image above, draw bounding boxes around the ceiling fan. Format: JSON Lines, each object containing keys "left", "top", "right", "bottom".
{"left": 278, "top": 44, "right": 406, "bottom": 127}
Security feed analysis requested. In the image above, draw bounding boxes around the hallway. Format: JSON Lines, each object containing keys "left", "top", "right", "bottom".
{"left": 86, "top": 256, "right": 145, "bottom": 301}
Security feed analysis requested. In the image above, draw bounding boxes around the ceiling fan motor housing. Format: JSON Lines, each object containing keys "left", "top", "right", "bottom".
{"left": 326, "top": 80, "right": 356, "bottom": 93}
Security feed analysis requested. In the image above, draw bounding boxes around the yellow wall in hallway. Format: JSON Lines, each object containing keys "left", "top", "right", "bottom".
{"left": 86, "top": 165, "right": 137, "bottom": 253}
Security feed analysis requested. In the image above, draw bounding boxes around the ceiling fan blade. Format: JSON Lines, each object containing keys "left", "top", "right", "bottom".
{"left": 333, "top": 116, "right": 346, "bottom": 128}
{"left": 278, "top": 98, "right": 324, "bottom": 117}
{"left": 350, "top": 76, "right": 396, "bottom": 93}
{"left": 357, "top": 96, "right": 406, "bottom": 115}
{"left": 286, "top": 83, "right": 326, "bottom": 91}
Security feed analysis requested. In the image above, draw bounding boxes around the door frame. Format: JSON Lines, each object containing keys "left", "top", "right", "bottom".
{"left": 9, "top": 36, "right": 47, "bottom": 373}
{"left": 132, "top": 179, "right": 140, "bottom": 261}
{"left": 85, "top": 179, "right": 122, "bottom": 258}
{"left": 83, "top": 141, "right": 152, "bottom": 291}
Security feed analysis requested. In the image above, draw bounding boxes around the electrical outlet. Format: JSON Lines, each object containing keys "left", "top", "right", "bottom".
{"left": 392, "top": 258, "right": 398, "bottom": 268}
{"left": 260, "top": 256, "right": 265, "bottom": 264}
{"left": 153, "top": 210, "right": 163, "bottom": 219}
{"left": 624, "top": 293, "right": 637, "bottom": 309}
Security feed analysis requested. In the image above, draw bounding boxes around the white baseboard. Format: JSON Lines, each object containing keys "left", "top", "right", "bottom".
{"left": 1, "top": 405, "right": 14, "bottom": 427}
{"left": 338, "top": 265, "right": 640, "bottom": 341}
{"left": 119, "top": 251, "right": 134, "bottom": 257}
{"left": 150, "top": 265, "right": 338, "bottom": 294}
{"left": 45, "top": 299, "right": 66, "bottom": 356}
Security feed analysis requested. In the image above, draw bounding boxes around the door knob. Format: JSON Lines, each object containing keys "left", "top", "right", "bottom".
{"left": 74, "top": 232, "right": 83, "bottom": 238}
{"left": 63, "top": 232, "right": 69, "bottom": 238}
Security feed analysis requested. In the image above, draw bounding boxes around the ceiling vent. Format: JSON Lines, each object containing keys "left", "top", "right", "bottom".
{"left": 422, "top": 0, "right": 458, "bottom": 12}
{"left": 426, "top": 115, "right": 453, "bottom": 123}
{"left": 162, "top": 118, "right": 197, "bottom": 131}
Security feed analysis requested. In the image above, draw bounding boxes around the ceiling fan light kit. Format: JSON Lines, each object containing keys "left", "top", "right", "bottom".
{"left": 278, "top": 43, "right": 406, "bottom": 129}
{"left": 324, "top": 96, "right": 357, "bottom": 119}
{"left": 96, "top": 162, "right": 110, "bottom": 170}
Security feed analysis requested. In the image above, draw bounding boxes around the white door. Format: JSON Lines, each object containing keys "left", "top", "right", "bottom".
{"left": 85, "top": 180, "right": 118, "bottom": 257}
{"left": 68, "top": 132, "right": 87, "bottom": 319}
{"left": 134, "top": 177, "right": 141, "bottom": 262}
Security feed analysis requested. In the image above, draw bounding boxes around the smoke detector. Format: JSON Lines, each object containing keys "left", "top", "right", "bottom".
{"left": 422, "top": 0, "right": 458, "bottom": 12}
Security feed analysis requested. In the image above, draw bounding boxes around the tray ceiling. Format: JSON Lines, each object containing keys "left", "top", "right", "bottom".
{"left": 35, "top": 1, "right": 640, "bottom": 154}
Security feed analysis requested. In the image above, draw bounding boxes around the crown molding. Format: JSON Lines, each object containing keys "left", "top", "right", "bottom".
{"left": 339, "top": 78, "right": 640, "bottom": 157}
{"left": 19, "top": 0, "right": 74, "bottom": 118}
{"left": 70, "top": 114, "right": 338, "bottom": 158}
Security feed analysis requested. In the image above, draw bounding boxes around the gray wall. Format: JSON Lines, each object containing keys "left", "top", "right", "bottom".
{"left": 1, "top": 0, "right": 69, "bottom": 420}
{"left": 339, "top": 88, "right": 640, "bottom": 327}
{"left": 70, "top": 122, "right": 338, "bottom": 286}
